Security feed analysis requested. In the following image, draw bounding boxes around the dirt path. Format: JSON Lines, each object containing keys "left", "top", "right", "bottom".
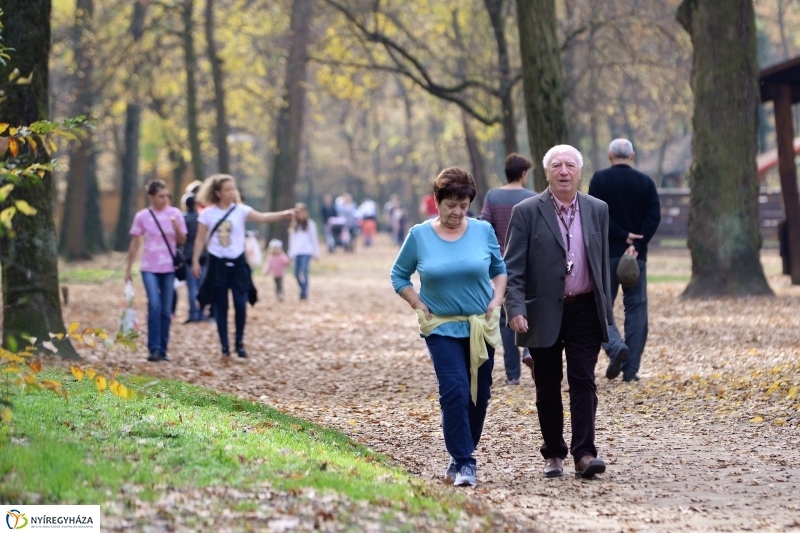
{"left": 68, "top": 237, "right": 800, "bottom": 532}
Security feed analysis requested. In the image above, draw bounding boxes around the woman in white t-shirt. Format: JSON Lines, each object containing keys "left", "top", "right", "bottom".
{"left": 287, "top": 203, "right": 321, "bottom": 300}
{"left": 191, "top": 174, "right": 294, "bottom": 358}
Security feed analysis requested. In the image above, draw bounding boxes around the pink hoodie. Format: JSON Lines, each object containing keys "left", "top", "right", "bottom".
{"left": 262, "top": 252, "right": 290, "bottom": 278}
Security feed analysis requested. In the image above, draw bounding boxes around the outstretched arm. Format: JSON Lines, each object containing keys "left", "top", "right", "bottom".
{"left": 246, "top": 209, "right": 295, "bottom": 224}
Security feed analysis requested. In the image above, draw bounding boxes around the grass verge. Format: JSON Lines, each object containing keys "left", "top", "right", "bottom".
{"left": 0, "top": 372, "right": 481, "bottom": 529}
{"left": 59, "top": 269, "right": 131, "bottom": 285}
{"left": 647, "top": 274, "right": 690, "bottom": 283}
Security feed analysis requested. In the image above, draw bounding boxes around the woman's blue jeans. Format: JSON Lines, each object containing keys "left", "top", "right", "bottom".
{"left": 294, "top": 254, "right": 311, "bottom": 299}
{"left": 141, "top": 271, "right": 175, "bottom": 353}
{"left": 185, "top": 272, "right": 201, "bottom": 321}
{"left": 425, "top": 334, "right": 494, "bottom": 469}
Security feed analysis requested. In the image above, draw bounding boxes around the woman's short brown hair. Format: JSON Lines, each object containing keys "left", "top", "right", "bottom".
{"left": 504, "top": 153, "right": 533, "bottom": 183}
{"left": 145, "top": 179, "right": 167, "bottom": 196}
{"left": 433, "top": 167, "right": 476, "bottom": 203}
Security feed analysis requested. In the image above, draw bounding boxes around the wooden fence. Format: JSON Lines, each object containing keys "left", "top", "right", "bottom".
{"left": 654, "top": 188, "right": 785, "bottom": 248}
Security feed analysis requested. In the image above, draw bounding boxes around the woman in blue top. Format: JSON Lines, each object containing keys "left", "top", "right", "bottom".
{"left": 391, "top": 167, "right": 507, "bottom": 488}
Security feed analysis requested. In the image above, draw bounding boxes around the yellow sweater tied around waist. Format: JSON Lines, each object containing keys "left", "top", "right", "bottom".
{"left": 415, "top": 306, "right": 501, "bottom": 405}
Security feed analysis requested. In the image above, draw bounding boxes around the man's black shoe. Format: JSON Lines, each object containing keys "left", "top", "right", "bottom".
{"left": 575, "top": 455, "right": 606, "bottom": 479}
{"left": 158, "top": 351, "right": 171, "bottom": 362}
{"left": 147, "top": 350, "right": 160, "bottom": 362}
{"left": 606, "top": 346, "right": 629, "bottom": 379}
{"left": 235, "top": 344, "right": 248, "bottom": 358}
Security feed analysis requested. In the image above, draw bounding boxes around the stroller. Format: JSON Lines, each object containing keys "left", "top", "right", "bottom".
{"left": 326, "top": 216, "right": 352, "bottom": 252}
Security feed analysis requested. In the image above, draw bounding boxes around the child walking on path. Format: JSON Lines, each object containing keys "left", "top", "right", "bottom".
{"left": 288, "top": 203, "right": 321, "bottom": 300}
{"left": 262, "top": 239, "right": 290, "bottom": 301}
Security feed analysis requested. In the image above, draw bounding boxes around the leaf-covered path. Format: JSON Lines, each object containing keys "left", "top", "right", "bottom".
{"left": 69, "top": 238, "right": 800, "bottom": 532}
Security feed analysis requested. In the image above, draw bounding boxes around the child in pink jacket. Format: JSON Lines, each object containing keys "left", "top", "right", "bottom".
{"left": 261, "top": 239, "right": 291, "bottom": 301}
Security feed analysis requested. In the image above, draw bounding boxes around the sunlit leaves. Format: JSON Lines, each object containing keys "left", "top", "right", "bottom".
{"left": 70, "top": 365, "right": 84, "bottom": 381}
{"left": 95, "top": 375, "right": 107, "bottom": 394}
{"left": 14, "top": 200, "right": 36, "bottom": 216}
{"left": 41, "top": 340, "right": 58, "bottom": 353}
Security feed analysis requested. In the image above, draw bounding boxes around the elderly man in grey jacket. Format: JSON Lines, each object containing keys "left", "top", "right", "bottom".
{"left": 504, "top": 144, "right": 614, "bottom": 479}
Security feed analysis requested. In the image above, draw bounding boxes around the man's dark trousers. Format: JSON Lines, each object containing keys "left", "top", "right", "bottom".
{"left": 530, "top": 295, "right": 603, "bottom": 461}
{"left": 603, "top": 257, "right": 648, "bottom": 381}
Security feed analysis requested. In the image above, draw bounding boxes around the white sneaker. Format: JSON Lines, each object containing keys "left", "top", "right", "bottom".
{"left": 444, "top": 458, "right": 457, "bottom": 482}
{"left": 454, "top": 464, "right": 477, "bottom": 487}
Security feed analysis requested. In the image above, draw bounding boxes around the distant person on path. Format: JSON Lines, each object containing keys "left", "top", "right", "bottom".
{"left": 504, "top": 145, "right": 613, "bottom": 479}
{"left": 191, "top": 174, "right": 295, "bottom": 358}
{"left": 480, "top": 153, "right": 536, "bottom": 385}
{"left": 125, "top": 179, "right": 187, "bottom": 362}
{"left": 391, "top": 204, "right": 407, "bottom": 246}
{"left": 419, "top": 190, "right": 439, "bottom": 220}
{"left": 288, "top": 203, "right": 321, "bottom": 300}
{"left": 182, "top": 196, "right": 205, "bottom": 323}
{"left": 383, "top": 193, "right": 399, "bottom": 232}
{"left": 262, "top": 239, "right": 290, "bottom": 302}
{"left": 337, "top": 193, "right": 360, "bottom": 250}
{"left": 357, "top": 197, "right": 378, "bottom": 247}
{"left": 321, "top": 194, "right": 337, "bottom": 252}
{"left": 588, "top": 138, "right": 661, "bottom": 382}
{"left": 391, "top": 167, "right": 507, "bottom": 488}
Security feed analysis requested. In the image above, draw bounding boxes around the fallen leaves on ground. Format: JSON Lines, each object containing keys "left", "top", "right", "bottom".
{"left": 34, "top": 239, "right": 800, "bottom": 532}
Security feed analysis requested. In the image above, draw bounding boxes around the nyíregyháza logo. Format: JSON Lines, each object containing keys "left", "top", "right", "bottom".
{"left": 6, "top": 510, "right": 28, "bottom": 530}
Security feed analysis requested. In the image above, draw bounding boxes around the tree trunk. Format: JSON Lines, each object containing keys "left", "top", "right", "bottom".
{"left": 483, "top": 0, "right": 518, "bottom": 156}
{"left": 462, "top": 112, "right": 489, "bottom": 215}
{"left": 113, "top": 0, "right": 148, "bottom": 252}
{"left": 267, "top": 0, "right": 313, "bottom": 245}
{"left": 169, "top": 150, "right": 187, "bottom": 202}
{"left": 205, "top": 0, "right": 230, "bottom": 174}
{"left": 677, "top": 0, "right": 772, "bottom": 297}
{"left": 0, "top": 0, "right": 76, "bottom": 357}
{"left": 60, "top": 0, "right": 94, "bottom": 261}
{"left": 84, "top": 148, "right": 105, "bottom": 253}
{"left": 183, "top": 0, "right": 205, "bottom": 184}
{"left": 516, "top": 0, "right": 569, "bottom": 192}
{"left": 114, "top": 103, "right": 142, "bottom": 250}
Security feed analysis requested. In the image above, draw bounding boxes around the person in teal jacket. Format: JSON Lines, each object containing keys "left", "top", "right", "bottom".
{"left": 391, "top": 167, "right": 507, "bottom": 488}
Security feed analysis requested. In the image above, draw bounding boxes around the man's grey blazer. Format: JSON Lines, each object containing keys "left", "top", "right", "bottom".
{"left": 503, "top": 191, "right": 614, "bottom": 349}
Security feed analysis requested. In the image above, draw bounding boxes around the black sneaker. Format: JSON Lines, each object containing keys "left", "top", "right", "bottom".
{"left": 147, "top": 350, "right": 160, "bottom": 362}
{"left": 235, "top": 344, "right": 248, "bottom": 358}
{"left": 222, "top": 348, "right": 231, "bottom": 357}
{"left": 158, "top": 351, "right": 171, "bottom": 362}
{"left": 606, "top": 345, "right": 629, "bottom": 379}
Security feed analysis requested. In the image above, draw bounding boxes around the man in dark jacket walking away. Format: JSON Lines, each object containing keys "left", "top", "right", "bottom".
{"left": 588, "top": 139, "right": 661, "bottom": 382}
{"left": 481, "top": 153, "right": 536, "bottom": 385}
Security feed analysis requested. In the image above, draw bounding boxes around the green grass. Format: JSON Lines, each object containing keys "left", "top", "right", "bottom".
{"left": 0, "top": 372, "right": 463, "bottom": 519}
{"left": 58, "top": 269, "right": 130, "bottom": 285}
{"left": 647, "top": 274, "right": 690, "bottom": 283}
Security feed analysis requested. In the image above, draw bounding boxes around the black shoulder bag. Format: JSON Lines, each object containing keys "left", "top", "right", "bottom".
{"left": 149, "top": 209, "right": 187, "bottom": 281}
{"left": 207, "top": 205, "right": 237, "bottom": 245}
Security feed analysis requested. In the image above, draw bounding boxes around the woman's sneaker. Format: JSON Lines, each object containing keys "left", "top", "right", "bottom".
{"left": 444, "top": 458, "right": 457, "bottom": 482}
{"left": 235, "top": 344, "right": 248, "bottom": 358}
{"left": 454, "top": 464, "right": 477, "bottom": 487}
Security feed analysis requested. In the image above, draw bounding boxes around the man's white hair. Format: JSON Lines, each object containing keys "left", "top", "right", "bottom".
{"left": 542, "top": 144, "right": 584, "bottom": 170}
{"left": 609, "top": 138, "right": 634, "bottom": 159}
